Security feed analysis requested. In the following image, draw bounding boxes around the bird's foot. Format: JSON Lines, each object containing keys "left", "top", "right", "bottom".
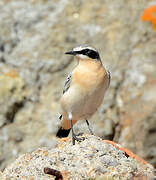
{"left": 86, "top": 120, "right": 94, "bottom": 135}
{"left": 76, "top": 132, "right": 84, "bottom": 136}
{"left": 72, "top": 133, "right": 85, "bottom": 145}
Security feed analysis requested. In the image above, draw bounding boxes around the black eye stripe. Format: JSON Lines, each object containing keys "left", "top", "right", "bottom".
{"left": 76, "top": 49, "right": 100, "bottom": 59}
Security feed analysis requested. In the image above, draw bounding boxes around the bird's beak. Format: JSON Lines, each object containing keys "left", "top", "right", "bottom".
{"left": 65, "top": 51, "right": 77, "bottom": 55}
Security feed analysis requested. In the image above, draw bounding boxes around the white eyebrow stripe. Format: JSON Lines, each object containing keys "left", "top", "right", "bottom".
{"left": 73, "top": 46, "right": 96, "bottom": 52}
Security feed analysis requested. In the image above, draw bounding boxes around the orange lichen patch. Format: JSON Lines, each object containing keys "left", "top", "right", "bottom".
{"left": 29, "top": 177, "right": 34, "bottom": 180}
{"left": 36, "top": 149, "right": 42, "bottom": 153}
{"left": 5, "top": 69, "right": 19, "bottom": 79}
{"left": 24, "top": 154, "right": 33, "bottom": 161}
{"left": 60, "top": 137, "right": 70, "bottom": 142}
{"left": 44, "top": 151, "right": 49, "bottom": 156}
{"left": 104, "top": 140, "right": 148, "bottom": 165}
{"left": 124, "top": 118, "right": 132, "bottom": 126}
{"left": 87, "top": 168, "right": 94, "bottom": 177}
{"left": 62, "top": 171, "right": 70, "bottom": 180}
{"left": 142, "top": 5, "right": 156, "bottom": 30}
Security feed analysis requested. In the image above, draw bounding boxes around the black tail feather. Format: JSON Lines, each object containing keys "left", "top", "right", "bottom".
{"left": 56, "top": 127, "right": 71, "bottom": 138}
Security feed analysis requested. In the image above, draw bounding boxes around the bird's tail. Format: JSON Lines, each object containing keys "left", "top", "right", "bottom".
{"left": 56, "top": 127, "right": 71, "bottom": 138}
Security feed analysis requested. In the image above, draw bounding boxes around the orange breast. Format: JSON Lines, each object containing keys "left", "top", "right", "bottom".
{"left": 73, "top": 60, "right": 107, "bottom": 90}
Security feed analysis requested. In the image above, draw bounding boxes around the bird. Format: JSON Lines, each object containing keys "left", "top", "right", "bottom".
{"left": 56, "top": 45, "right": 111, "bottom": 145}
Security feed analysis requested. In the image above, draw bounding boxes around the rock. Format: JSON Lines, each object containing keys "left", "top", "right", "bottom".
{"left": 0, "top": 171, "right": 4, "bottom": 179}
{"left": 0, "top": 73, "right": 25, "bottom": 127}
{"left": 0, "top": 0, "right": 156, "bottom": 170}
{"left": 1, "top": 135, "right": 156, "bottom": 180}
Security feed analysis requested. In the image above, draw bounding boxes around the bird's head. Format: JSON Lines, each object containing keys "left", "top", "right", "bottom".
{"left": 65, "top": 45, "right": 101, "bottom": 61}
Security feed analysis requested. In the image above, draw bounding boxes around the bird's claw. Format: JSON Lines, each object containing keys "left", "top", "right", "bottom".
{"left": 76, "top": 132, "right": 84, "bottom": 136}
{"left": 72, "top": 133, "right": 85, "bottom": 145}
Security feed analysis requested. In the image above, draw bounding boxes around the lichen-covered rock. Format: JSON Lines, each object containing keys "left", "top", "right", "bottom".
{"left": 0, "top": 74, "right": 25, "bottom": 127}
{"left": 0, "top": 0, "right": 156, "bottom": 170}
{"left": 0, "top": 171, "right": 3, "bottom": 179}
{"left": 1, "top": 135, "right": 155, "bottom": 180}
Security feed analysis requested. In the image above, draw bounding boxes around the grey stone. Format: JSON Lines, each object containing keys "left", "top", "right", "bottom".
{"left": 1, "top": 135, "right": 155, "bottom": 180}
{"left": 0, "top": 0, "right": 156, "bottom": 170}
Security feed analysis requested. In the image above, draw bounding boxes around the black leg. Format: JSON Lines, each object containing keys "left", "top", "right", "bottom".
{"left": 86, "top": 120, "right": 94, "bottom": 135}
{"left": 70, "top": 119, "right": 85, "bottom": 145}
{"left": 69, "top": 113, "right": 85, "bottom": 145}
{"left": 70, "top": 118, "right": 75, "bottom": 145}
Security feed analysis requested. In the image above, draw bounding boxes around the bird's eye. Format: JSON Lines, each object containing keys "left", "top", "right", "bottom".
{"left": 82, "top": 49, "right": 100, "bottom": 59}
{"left": 76, "top": 48, "right": 100, "bottom": 60}
{"left": 87, "top": 50, "right": 97, "bottom": 59}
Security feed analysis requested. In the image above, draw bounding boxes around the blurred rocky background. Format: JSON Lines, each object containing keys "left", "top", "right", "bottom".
{"left": 0, "top": 0, "right": 156, "bottom": 170}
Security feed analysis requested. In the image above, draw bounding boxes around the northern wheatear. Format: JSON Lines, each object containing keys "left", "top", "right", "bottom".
{"left": 56, "top": 45, "right": 111, "bottom": 145}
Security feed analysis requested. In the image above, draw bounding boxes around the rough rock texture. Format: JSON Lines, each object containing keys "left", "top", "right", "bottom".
{"left": 0, "top": 0, "right": 156, "bottom": 170}
{"left": 1, "top": 135, "right": 156, "bottom": 180}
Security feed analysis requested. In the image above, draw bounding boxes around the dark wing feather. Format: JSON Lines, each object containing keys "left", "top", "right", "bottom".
{"left": 58, "top": 72, "right": 72, "bottom": 121}
{"left": 63, "top": 72, "right": 73, "bottom": 94}
{"left": 107, "top": 70, "right": 111, "bottom": 89}
{"left": 59, "top": 114, "right": 62, "bottom": 120}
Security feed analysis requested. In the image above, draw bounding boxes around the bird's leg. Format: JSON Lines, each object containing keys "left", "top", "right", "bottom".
{"left": 86, "top": 120, "right": 94, "bottom": 135}
{"left": 69, "top": 113, "right": 84, "bottom": 145}
{"left": 70, "top": 118, "right": 76, "bottom": 145}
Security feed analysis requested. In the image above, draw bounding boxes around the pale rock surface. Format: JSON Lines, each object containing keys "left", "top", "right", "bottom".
{"left": 0, "top": 0, "right": 156, "bottom": 169}
{"left": 1, "top": 135, "right": 156, "bottom": 180}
